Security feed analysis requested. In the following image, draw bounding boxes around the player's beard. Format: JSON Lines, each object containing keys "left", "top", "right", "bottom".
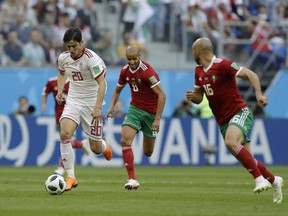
{"left": 194, "top": 55, "right": 200, "bottom": 65}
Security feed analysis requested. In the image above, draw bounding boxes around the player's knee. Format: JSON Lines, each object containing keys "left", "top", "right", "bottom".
{"left": 60, "top": 130, "right": 71, "bottom": 141}
{"left": 225, "top": 139, "right": 238, "bottom": 154}
{"left": 120, "top": 136, "right": 131, "bottom": 147}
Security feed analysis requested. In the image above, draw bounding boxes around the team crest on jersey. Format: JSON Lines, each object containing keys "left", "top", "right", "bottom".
{"left": 79, "top": 62, "right": 84, "bottom": 71}
{"left": 210, "top": 74, "right": 217, "bottom": 82}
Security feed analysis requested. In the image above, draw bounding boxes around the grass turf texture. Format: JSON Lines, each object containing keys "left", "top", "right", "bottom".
{"left": 0, "top": 166, "right": 287, "bottom": 216}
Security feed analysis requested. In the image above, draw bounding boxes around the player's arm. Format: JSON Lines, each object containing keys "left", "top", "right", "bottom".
{"left": 105, "top": 85, "right": 124, "bottom": 120}
{"left": 41, "top": 94, "right": 48, "bottom": 113}
{"left": 186, "top": 87, "right": 204, "bottom": 104}
{"left": 56, "top": 70, "right": 67, "bottom": 105}
{"left": 93, "top": 73, "right": 107, "bottom": 120}
{"left": 237, "top": 67, "right": 268, "bottom": 106}
{"left": 151, "top": 84, "right": 166, "bottom": 132}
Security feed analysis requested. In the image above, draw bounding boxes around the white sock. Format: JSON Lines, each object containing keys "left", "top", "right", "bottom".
{"left": 101, "top": 139, "right": 107, "bottom": 153}
{"left": 60, "top": 143, "right": 75, "bottom": 178}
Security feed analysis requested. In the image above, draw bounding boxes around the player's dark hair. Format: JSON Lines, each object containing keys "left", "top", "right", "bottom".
{"left": 63, "top": 27, "right": 82, "bottom": 43}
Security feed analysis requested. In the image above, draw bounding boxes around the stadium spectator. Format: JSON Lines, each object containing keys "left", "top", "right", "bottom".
{"left": 186, "top": 37, "right": 283, "bottom": 203}
{"left": 120, "top": 0, "right": 138, "bottom": 34}
{"left": 58, "top": 0, "right": 78, "bottom": 21}
{"left": 10, "top": 11, "right": 33, "bottom": 44}
{"left": 155, "top": 0, "right": 174, "bottom": 42}
{"left": 22, "top": 0, "right": 38, "bottom": 27}
{"left": 117, "top": 31, "right": 148, "bottom": 65}
{"left": 207, "top": 0, "right": 241, "bottom": 56}
{"left": 181, "top": 0, "right": 217, "bottom": 60}
{"left": 56, "top": 27, "right": 112, "bottom": 191}
{"left": 172, "top": 98, "right": 199, "bottom": 117}
{"left": 13, "top": 95, "right": 36, "bottom": 115}
{"left": 54, "top": 12, "right": 73, "bottom": 46}
{"left": 41, "top": 76, "right": 90, "bottom": 176}
{"left": 105, "top": 45, "right": 166, "bottom": 190}
{"left": 4, "top": 30, "right": 26, "bottom": 66}
{"left": 23, "top": 28, "right": 47, "bottom": 67}
{"left": 38, "top": 11, "right": 58, "bottom": 48}
{"left": 76, "top": 0, "right": 101, "bottom": 42}
{"left": 95, "top": 29, "right": 119, "bottom": 66}
{"left": 33, "top": 0, "right": 62, "bottom": 25}
{"left": 0, "top": 33, "right": 7, "bottom": 65}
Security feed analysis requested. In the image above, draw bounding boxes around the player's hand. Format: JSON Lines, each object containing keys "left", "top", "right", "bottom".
{"left": 152, "top": 118, "right": 160, "bottom": 133}
{"left": 91, "top": 108, "right": 102, "bottom": 125}
{"left": 56, "top": 93, "right": 64, "bottom": 105}
{"left": 105, "top": 108, "right": 114, "bottom": 121}
{"left": 185, "top": 90, "right": 195, "bottom": 101}
{"left": 257, "top": 95, "right": 268, "bottom": 107}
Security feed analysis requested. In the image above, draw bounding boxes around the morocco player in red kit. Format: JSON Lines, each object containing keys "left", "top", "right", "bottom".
{"left": 41, "top": 76, "right": 89, "bottom": 176}
{"left": 186, "top": 37, "right": 283, "bottom": 203}
{"left": 105, "top": 45, "right": 166, "bottom": 190}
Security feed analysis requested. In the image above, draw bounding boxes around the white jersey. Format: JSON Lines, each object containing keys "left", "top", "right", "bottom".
{"left": 57, "top": 48, "right": 107, "bottom": 106}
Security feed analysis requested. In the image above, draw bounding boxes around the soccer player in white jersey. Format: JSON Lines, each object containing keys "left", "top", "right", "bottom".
{"left": 56, "top": 27, "right": 113, "bottom": 191}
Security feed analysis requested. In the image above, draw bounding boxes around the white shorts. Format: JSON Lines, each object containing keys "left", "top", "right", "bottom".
{"left": 60, "top": 103, "right": 103, "bottom": 141}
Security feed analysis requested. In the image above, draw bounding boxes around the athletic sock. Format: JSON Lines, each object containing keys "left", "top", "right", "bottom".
{"left": 101, "top": 139, "right": 107, "bottom": 153}
{"left": 256, "top": 160, "right": 275, "bottom": 183}
{"left": 122, "top": 146, "right": 135, "bottom": 179}
{"left": 60, "top": 142, "right": 75, "bottom": 178}
{"left": 234, "top": 146, "right": 262, "bottom": 179}
{"left": 71, "top": 140, "right": 83, "bottom": 148}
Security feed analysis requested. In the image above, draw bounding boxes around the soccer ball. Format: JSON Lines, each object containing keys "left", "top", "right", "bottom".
{"left": 45, "top": 174, "right": 66, "bottom": 195}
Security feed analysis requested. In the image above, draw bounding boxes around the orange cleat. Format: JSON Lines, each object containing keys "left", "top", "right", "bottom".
{"left": 65, "top": 177, "right": 78, "bottom": 191}
{"left": 103, "top": 139, "right": 113, "bottom": 161}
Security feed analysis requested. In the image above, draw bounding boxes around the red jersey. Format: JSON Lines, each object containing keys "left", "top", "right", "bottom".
{"left": 42, "top": 76, "right": 69, "bottom": 123}
{"left": 118, "top": 60, "right": 160, "bottom": 114}
{"left": 194, "top": 56, "right": 247, "bottom": 126}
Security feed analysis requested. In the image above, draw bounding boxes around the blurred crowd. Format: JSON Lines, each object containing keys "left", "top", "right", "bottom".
{"left": 0, "top": 0, "right": 287, "bottom": 70}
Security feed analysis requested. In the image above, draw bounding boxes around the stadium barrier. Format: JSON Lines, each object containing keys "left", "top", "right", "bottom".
{"left": 0, "top": 115, "right": 287, "bottom": 166}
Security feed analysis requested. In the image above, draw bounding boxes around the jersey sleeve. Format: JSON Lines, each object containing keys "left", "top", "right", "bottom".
{"left": 194, "top": 67, "right": 201, "bottom": 88}
{"left": 145, "top": 67, "right": 160, "bottom": 88}
{"left": 42, "top": 81, "right": 52, "bottom": 96}
{"left": 117, "top": 68, "right": 127, "bottom": 87}
{"left": 88, "top": 55, "right": 107, "bottom": 80}
{"left": 222, "top": 59, "right": 241, "bottom": 77}
{"left": 57, "top": 54, "right": 65, "bottom": 72}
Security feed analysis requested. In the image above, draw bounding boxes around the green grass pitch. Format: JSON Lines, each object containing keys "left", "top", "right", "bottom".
{"left": 0, "top": 166, "right": 287, "bottom": 216}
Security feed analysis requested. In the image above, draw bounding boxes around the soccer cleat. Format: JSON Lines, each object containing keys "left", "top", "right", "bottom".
{"left": 253, "top": 179, "right": 272, "bottom": 194}
{"left": 103, "top": 139, "right": 113, "bottom": 161}
{"left": 81, "top": 139, "right": 90, "bottom": 155}
{"left": 273, "top": 176, "right": 283, "bottom": 204}
{"left": 65, "top": 177, "right": 78, "bottom": 191}
{"left": 54, "top": 166, "right": 65, "bottom": 176}
{"left": 124, "top": 179, "right": 140, "bottom": 190}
